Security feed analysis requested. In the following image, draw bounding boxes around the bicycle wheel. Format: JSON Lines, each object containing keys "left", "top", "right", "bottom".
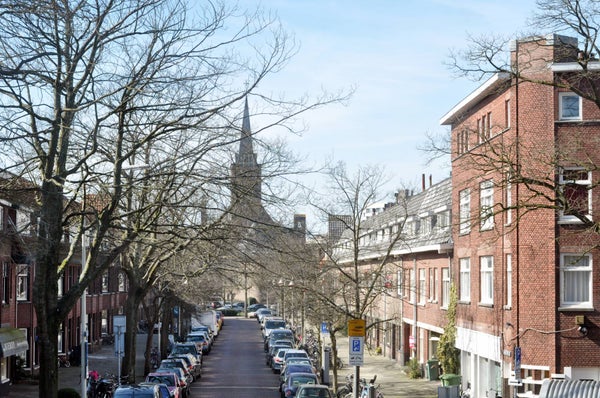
{"left": 336, "top": 387, "right": 350, "bottom": 398}
{"left": 376, "top": 391, "right": 384, "bottom": 398}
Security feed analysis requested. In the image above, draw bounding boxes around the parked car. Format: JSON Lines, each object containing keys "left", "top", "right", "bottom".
{"left": 265, "top": 329, "right": 296, "bottom": 351}
{"left": 113, "top": 384, "right": 164, "bottom": 398}
{"left": 271, "top": 347, "right": 292, "bottom": 373}
{"left": 145, "top": 372, "right": 182, "bottom": 398}
{"left": 256, "top": 308, "right": 273, "bottom": 322}
{"left": 283, "top": 357, "right": 318, "bottom": 375}
{"left": 295, "top": 384, "right": 333, "bottom": 398}
{"left": 185, "top": 332, "right": 211, "bottom": 354}
{"left": 138, "top": 382, "right": 171, "bottom": 398}
{"left": 262, "top": 317, "right": 287, "bottom": 340}
{"left": 159, "top": 358, "right": 194, "bottom": 386}
{"left": 154, "top": 367, "right": 190, "bottom": 398}
{"left": 282, "top": 349, "right": 310, "bottom": 367}
{"left": 170, "top": 342, "right": 203, "bottom": 365}
{"left": 190, "top": 325, "right": 214, "bottom": 346}
{"left": 279, "top": 363, "right": 318, "bottom": 386}
{"left": 281, "top": 372, "right": 319, "bottom": 398}
{"left": 168, "top": 353, "right": 202, "bottom": 380}
{"left": 266, "top": 341, "right": 295, "bottom": 366}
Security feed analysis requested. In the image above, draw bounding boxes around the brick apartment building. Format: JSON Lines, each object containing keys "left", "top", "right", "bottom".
{"left": 333, "top": 33, "right": 600, "bottom": 398}
{"left": 0, "top": 173, "right": 128, "bottom": 388}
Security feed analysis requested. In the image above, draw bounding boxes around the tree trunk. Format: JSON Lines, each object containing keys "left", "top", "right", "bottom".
{"left": 122, "top": 287, "right": 144, "bottom": 381}
{"left": 33, "top": 180, "right": 66, "bottom": 398}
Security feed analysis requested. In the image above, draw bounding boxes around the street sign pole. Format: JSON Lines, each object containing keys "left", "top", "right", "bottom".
{"left": 347, "top": 319, "right": 366, "bottom": 398}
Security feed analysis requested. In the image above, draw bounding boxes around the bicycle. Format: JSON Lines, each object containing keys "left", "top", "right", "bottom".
{"left": 358, "top": 375, "right": 384, "bottom": 398}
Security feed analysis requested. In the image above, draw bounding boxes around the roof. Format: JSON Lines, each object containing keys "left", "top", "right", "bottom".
{"left": 439, "top": 72, "right": 510, "bottom": 126}
{"left": 539, "top": 379, "right": 600, "bottom": 398}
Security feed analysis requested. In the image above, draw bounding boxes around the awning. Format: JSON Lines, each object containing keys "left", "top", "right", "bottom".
{"left": 0, "top": 328, "right": 28, "bottom": 357}
{"left": 539, "top": 379, "right": 600, "bottom": 398}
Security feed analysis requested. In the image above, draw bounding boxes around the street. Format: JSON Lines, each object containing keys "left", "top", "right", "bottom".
{"left": 192, "top": 317, "right": 282, "bottom": 397}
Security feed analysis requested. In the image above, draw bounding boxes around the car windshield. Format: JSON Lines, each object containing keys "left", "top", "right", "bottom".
{"left": 147, "top": 375, "right": 175, "bottom": 386}
{"left": 298, "top": 387, "right": 330, "bottom": 398}
{"left": 266, "top": 320, "right": 286, "bottom": 328}
{"left": 114, "top": 390, "right": 155, "bottom": 398}
{"left": 292, "top": 376, "right": 317, "bottom": 385}
{"left": 172, "top": 346, "right": 195, "bottom": 355}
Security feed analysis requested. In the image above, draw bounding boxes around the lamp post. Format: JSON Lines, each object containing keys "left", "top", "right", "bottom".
{"left": 278, "top": 279, "right": 285, "bottom": 319}
{"left": 288, "top": 280, "right": 295, "bottom": 327}
{"left": 80, "top": 230, "right": 88, "bottom": 398}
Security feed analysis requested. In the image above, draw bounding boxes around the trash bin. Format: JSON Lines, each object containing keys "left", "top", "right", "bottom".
{"left": 426, "top": 359, "right": 439, "bottom": 380}
{"left": 440, "top": 373, "right": 461, "bottom": 386}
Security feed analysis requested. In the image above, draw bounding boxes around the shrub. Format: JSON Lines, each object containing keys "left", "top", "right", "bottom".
{"left": 407, "top": 357, "right": 422, "bottom": 379}
{"left": 58, "top": 388, "right": 81, "bottom": 398}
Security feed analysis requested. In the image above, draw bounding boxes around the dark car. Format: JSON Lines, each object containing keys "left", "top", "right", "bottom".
{"left": 113, "top": 384, "right": 164, "bottom": 398}
{"left": 186, "top": 332, "right": 210, "bottom": 354}
{"left": 170, "top": 342, "right": 203, "bottom": 365}
{"left": 265, "top": 329, "right": 296, "bottom": 351}
{"left": 145, "top": 372, "right": 183, "bottom": 398}
{"left": 280, "top": 372, "right": 319, "bottom": 397}
{"left": 138, "top": 382, "right": 171, "bottom": 398}
{"left": 295, "top": 384, "right": 333, "bottom": 398}
{"left": 279, "top": 363, "right": 317, "bottom": 386}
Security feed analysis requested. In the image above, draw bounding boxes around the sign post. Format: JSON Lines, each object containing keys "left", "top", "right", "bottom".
{"left": 113, "top": 315, "right": 126, "bottom": 385}
{"left": 348, "top": 319, "right": 366, "bottom": 398}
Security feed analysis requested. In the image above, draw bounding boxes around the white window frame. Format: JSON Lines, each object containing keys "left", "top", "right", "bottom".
{"left": 480, "top": 256, "right": 494, "bottom": 305}
{"left": 459, "top": 258, "right": 471, "bottom": 302}
{"left": 559, "top": 167, "right": 592, "bottom": 223}
{"left": 397, "top": 269, "right": 403, "bottom": 297}
{"left": 102, "top": 272, "right": 109, "bottom": 293}
{"left": 459, "top": 189, "right": 471, "bottom": 235}
{"left": 559, "top": 92, "right": 582, "bottom": 120}
{"left": 429, "top": 268, "right": 437, "bottom": 302}
{"left": 505, "top": 173, "right": 512, "bottom": 226}
{"left": 418, "top": 268, "right": 426, "bottom": 305}
{"left": 505, "top": 254, "right": 512, "bottom": 309}
{"left": 480, "top": 180, "right": 494, "bottom": 231}
{"left": 441, "top": 268, "right": 450, "bottom": 309}
{"left": 16, "top": 265, "right": 29, "bottom": 301}
{"left": 560, "top": 253, "right": 592, "bottom": 309}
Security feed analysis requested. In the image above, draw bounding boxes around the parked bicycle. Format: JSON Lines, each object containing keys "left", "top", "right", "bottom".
{"left": 358, "top": 375, "right": 384, "bottom": 398}
{"left": 87, "top": 372, "right": 117, "bottom": 398}
{"left": 58, "top": 353, "right": 70, "bottom": 368}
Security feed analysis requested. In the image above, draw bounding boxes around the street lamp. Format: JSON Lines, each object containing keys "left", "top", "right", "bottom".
{"left": 288, "top": 280, "right": 295, "bottom": 327}
{"left": 278, "top": 279, "right": 285, "bottom": 319}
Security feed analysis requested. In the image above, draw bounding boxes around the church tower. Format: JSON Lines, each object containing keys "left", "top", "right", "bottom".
{"left": 229, "top": 98, "right": 273, "bottom": 227}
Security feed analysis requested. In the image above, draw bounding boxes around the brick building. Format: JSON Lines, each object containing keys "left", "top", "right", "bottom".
{"left": 0, "top": 172, "right": 128, "bottom": 387}
{"left": 440, "top": 34, "right": 600, "bottom": 397}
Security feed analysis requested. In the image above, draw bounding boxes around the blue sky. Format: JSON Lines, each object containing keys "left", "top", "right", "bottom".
{"left": 236, "top": 0, "right": 539, "bottom": 222}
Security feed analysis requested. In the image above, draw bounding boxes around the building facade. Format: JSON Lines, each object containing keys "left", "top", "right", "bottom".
{"left": 0, "top": 173, "right": 128, "bottom": 386}
{"left": 440, "top": 34, "right": 600, "bottom": 397}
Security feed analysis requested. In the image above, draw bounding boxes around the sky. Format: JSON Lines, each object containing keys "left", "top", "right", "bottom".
{"left": 234, "top": 0, "right": 540, "bottom": 225}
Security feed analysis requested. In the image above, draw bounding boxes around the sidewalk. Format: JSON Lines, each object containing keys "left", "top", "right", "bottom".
{"left": 334, "top": 337, "right": 441, "bottom": 398}
{"left": 8, "top": 333, "right": 151, "bottom": 398}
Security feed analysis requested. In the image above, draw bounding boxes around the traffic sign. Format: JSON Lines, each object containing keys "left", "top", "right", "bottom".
{"left": 348, "top": 319, "right": 366, "bottom": 337}
{"left": 348, "top": 336, "right": 364, "bottom": 366}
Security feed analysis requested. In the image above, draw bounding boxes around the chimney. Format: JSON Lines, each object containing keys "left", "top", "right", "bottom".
{"left": 422, "top": 174, "right": 426, "bottom": 192}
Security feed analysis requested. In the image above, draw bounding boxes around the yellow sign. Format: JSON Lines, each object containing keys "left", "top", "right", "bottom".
{"left": 348, "top": 319, "right": 366, "bottom": 337}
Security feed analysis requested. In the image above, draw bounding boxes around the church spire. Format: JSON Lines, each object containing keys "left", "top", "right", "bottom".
{"left": 237, "top": 97, "right": 257, "bottom": 166}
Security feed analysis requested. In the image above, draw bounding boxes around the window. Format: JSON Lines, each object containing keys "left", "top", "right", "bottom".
{"left": 458, "top": 129, "right": 469, "bottom": 154}
{"left": 441, "top": 268, "right": 450, "bottom": 308}
{"left": 459, "top": 189, "right": 471, "bottom": 234}
{"left": 479, "top": 116, "right": 485, "bottom": 143}
{"left": 437, "top": 210, "right": 450, "bottom": 231}
{"left": 486, "top": 112, "right": 492, "bottom": 138}
{"left": 419, "top": 269, "right": 426, "bottom": 304}
{"left": 397, "top": 270, "right": 403, "bottom": 297}
{"left": 421, "top": 217, "right": 432, "bottom": 235}
{"left": 459, "top": 258, "right": 471, "bottom": 302}
{"left": 559, "top": 168, "right": 591, "bottom": 222}
{"left": 559, "top": 92, "right": 581, "bottom": 120}
{"left": 480, "top": 256, "right": 494, "bottom": 305}
{"left": 410, "top": 269, "right": 416, "bottom": 304}
{"left": 505, "top": 173, "right": 512, "bottom": 225}
{"left": 560, "top": 253, "right": 592, "bottom": 309}
{"left": 2, "top": 262, "right": 9, "bottom": 304}
{"left": 102, "top": 272, "right": 109, "bottom": 293}
{"left": 505, "top": 99, "right": 511, "bottom": 129}
{"left": 480, "top": 180, "right": 494, "bottom": 231}
{"left": 16, "top": 265, "right": 29, "bottom": 301}
{"left": 118, "top": 273, "right": 126, "bottom": 292}
{"left": 505, "top": 254, "right": 512, "bottom": 309}
{"left": 429, "top": 268, "right": 437, "bottom": 302}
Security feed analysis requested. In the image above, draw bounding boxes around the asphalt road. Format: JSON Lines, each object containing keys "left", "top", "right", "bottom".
{"left": 192, "top": 317, "right": 283, "bottom": 397}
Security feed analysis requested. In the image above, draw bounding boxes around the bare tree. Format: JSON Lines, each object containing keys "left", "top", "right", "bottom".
{"left": 0, "top": 1, "right": 345, "bottom": 396}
